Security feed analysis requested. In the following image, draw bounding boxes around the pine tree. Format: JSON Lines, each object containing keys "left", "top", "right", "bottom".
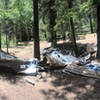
{"left": 96, "top": 3, "right": 100, "bottom": 59}
{"left": 48, "top": 0, "right": 57, "bottom": 47}
{"left": 68, "top": 0, "right": 79, "bottom": 56}
{"left": 33, "top": 0, "right": 40, "bottom": 59}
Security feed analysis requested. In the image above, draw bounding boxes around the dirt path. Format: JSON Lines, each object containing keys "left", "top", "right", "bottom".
{"left": 0, "top": 33, "right": 100, "bottom": 100}
{"left": 0, "top": 71, "right": 100, "bottom": 100}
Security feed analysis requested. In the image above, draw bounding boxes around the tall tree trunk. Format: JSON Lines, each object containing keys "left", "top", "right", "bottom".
{"left": 5, "top": 0, "right": 9, "bottom": 53}
{"left": 70, "top": 17, "right": 79, "bottom": 56}
{"left": 6, "top": 30, "right": 8, "bottom": 53}
{"left": 96, "top": 4, "right": 100, "bottom": 59}
{"left": 33, "top": 0, "right": 40, "bottom": 59}
{"left": 0, "top": 34, "right": 1, "bottom": 50}
{"left": 89, "top": 14, "right": 94, "bottom": 33}
{"left": 68, "top": 0, "right": 79, "bottom": 56}
{"left": 0, "top": 24, "right": 1, "bottom": 50}
{"left": 21, "top": 27, "right": 28, "bottom": 41}
{"left": 48, "top": 0, "right": 57, "bottom": 47}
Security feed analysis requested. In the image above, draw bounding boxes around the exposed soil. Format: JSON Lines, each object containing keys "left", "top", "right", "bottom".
{"left": 0, "top": 33, "right": 100, "bottom": 100}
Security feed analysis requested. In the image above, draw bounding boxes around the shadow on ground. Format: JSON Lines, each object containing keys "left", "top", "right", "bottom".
{"left": 0, "top": 42, "right": 97, "bottom": 99}
{"left": 41, "top": 70, "right": 100, "bottom": 100}
{"left": 0, "top": 72, "right": 23, "bottom": 84}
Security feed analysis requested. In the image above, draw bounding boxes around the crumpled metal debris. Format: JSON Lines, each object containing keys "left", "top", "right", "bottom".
{"left": 24, "top": 78, "right": 35, "bottom": 86}
{"left": 48, "top": 50, "right": 77, "bottom": 66}
{"left": 62, "top": 55, "right": 100, "bottom": 78}
{"left": 19, "top": 59, "right": 39, "bottom": 75}
{"left": 41, "top": 47, "right": 100, "bottom": 79}
{"left": 86, "top": 61, "right": 100, "bottom": 73}
{"left": 18, "top": 58, "right": 45, "bottom": 76}
{"left": 41, "top": 48, "right": 77, "bottom": 67}
{"left": 0, "top": 50, "right": 44, "bottom": 76}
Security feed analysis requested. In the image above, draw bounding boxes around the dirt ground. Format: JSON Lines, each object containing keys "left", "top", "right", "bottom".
{"left": 0, "top": 33, "right": 100, "bottom": 100}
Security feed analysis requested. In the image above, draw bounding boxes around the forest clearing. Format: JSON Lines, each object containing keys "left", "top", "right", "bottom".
{"left": 0, "top": 34, "right": 100, "bottom": 100}
{"left": 0, "top": 0, "right": 100, "bottom": 100}
{"left": 2, "top": 33, "right": 97, "bottom": 59}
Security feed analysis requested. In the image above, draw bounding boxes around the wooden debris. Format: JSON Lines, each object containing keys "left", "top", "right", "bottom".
{"left": 63, "top": 63, "right": 100, "bottom": 79}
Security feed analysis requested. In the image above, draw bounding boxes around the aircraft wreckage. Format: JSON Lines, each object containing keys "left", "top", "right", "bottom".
{"left": 41, "top": 47, "right": 100, "bottom": 79}
{"left": 0, "top": 47, "right": 100, "bottom": 79}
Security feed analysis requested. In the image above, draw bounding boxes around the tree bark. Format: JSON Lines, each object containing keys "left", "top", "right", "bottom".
{"left": 96, "top": 4, "right": 100, "bottom": 59}
{"left": 21, "top": 27, "right": 28, "bottom": 41}
{"left": 70, "top": 17, "right": 79, "bottom": 56}
{"left": 89, "top": 14, "right": 94, "bottom": 33}
{"left": 68, "top": 0, "right": 79, "bottom": 57}
{"left": 5, "top": 0, "right": 9, "bottom": 53}
{"left": 0, "top": 24, "right": 1, "bottom": 50}
{"left": 33, "top": 0, "right": 40, "bottom": 59}
{"left": 48, "top": 0, "right": 57, "bottom": 47}
{"left": 6, "top": 31, "right": 9, "bottom": 53}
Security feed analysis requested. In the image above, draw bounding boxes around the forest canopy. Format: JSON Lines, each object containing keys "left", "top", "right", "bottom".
{"left": 0, "top": 0, "right": 99, "bottom": 59}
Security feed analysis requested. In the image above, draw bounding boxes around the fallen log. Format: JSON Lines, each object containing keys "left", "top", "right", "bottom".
{"left": 0, "top": 59, "right": 26, "bottom": 74}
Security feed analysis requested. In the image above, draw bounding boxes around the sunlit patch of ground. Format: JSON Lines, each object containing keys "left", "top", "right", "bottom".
{"left": 0, "top": 33, "right": 99, "bottom": 100}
